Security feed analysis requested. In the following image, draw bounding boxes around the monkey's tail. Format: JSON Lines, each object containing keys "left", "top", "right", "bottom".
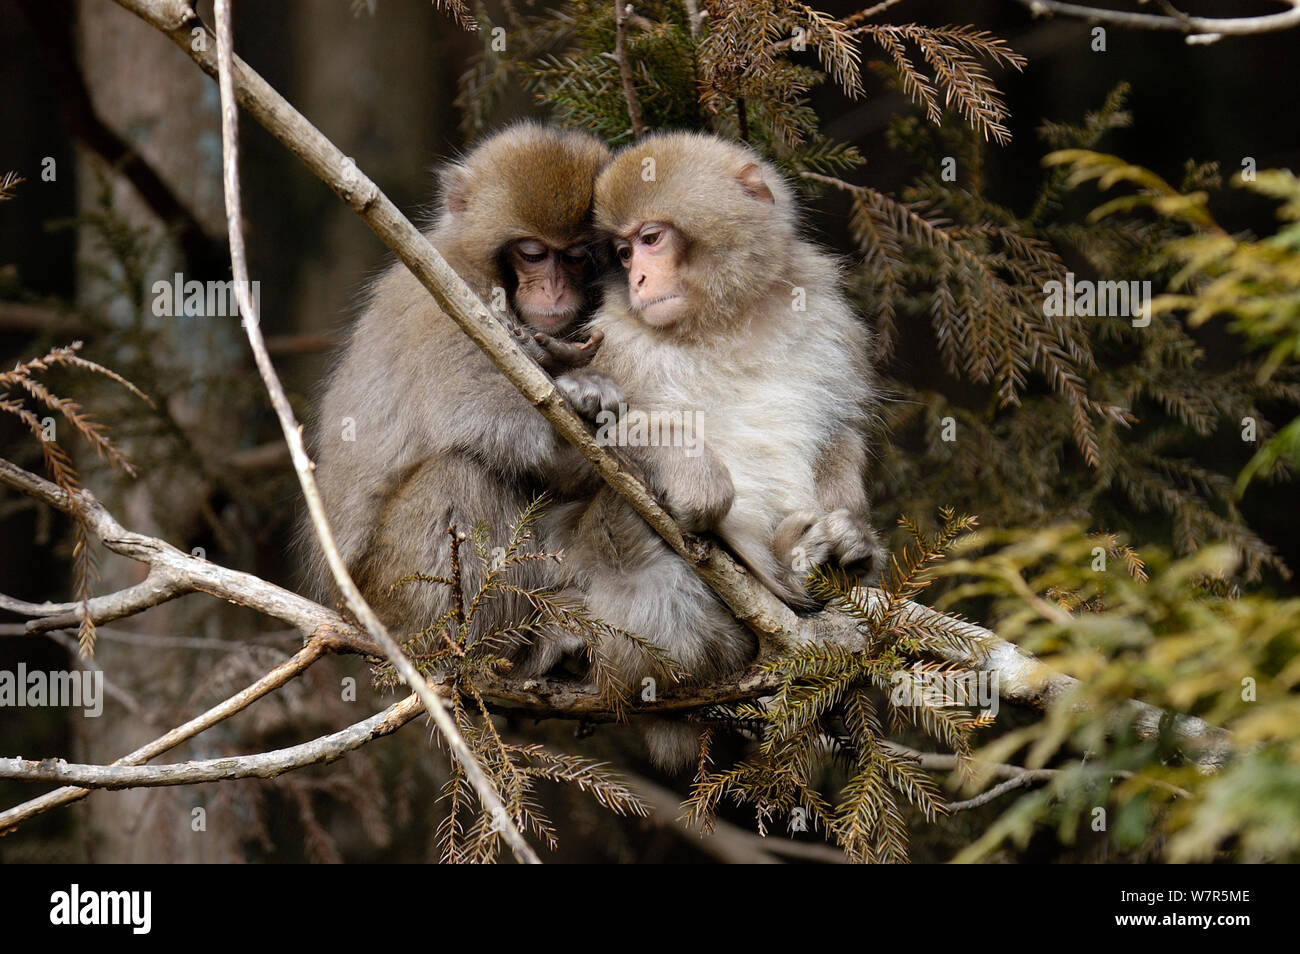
{"left": 644, "top": 720, "right": 702, "bottom": 774}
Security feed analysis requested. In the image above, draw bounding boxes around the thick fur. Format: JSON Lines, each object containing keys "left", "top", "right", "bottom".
{"left": 305, "top": 123, "right": 611, "bottom": 658}
{"left": 556, "top": 132, "right": 882, "bottom": 770}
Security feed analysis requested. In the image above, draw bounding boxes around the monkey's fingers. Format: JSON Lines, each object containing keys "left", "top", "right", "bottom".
{"left": 533, "top": 330, "right": 604, "bottom": 370}
{"left": 576, "top": 329, "right": 604, "bottom": 354}
{"left": 532, "top": 333, "right": 588, "bottom": 370}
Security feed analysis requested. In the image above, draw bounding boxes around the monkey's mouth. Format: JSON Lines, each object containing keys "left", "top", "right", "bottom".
{"left": 637, "top": 294, "right": 683, "bottom": 315}
{"left": 524, "top": 306, "right": 579, "bottom": 331}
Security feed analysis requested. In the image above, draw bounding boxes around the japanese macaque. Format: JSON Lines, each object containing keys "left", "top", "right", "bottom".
{"left": 555, "top": 131, "right": 883, "bottom": 770}
{"left": 307, "top": 123, "right": 620, "bottom": 659}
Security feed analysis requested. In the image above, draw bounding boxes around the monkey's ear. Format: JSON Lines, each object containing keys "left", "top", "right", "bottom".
{"left": 441, "top": 163, "right": 473, "bottom": 215}
{"left": 736, "top": 162, "right": 775, "bottom": 205}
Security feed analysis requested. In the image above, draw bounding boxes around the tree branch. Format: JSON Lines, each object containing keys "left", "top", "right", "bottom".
{"left": 0, "top": 693, "right": 423, "bottom": 788}
{"left": 613, "top": 0, "right": 647, "bottom": 139}
{"left": 0, "top": 631, "right": 337, "bottom": 833}
{"left": 1012, "top": 0, "right": 1300, "bottom": 39}
{"left": 207, "top": 0, "right": 538, "bottom": 866}
{"left": 22, "top": 567, "right": 188, "bottom": 634}
{"left": 0, "top": 457, "right": 376, "bottom": 651}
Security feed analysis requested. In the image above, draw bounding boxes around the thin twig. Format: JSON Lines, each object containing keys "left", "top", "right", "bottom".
{"left": 209, "top": 0, "right": 537, "bottom": 865}
{"left": 944, "top": 770, "right": 1057, "bottom": 811}
{"left": 0, "top": 632, "right": 336, "bottom": 832}
{"left": 0, "top": 694, "right": 423, "bottom": 788}
{"left": 613, "top": 0, "right": 647, "bottom": 139}
{"left": 1012, "top": 0, "right": 1300, "bottom": 37}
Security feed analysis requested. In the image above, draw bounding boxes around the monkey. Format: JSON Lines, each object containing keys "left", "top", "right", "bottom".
{"left": 550, "top": 131, "right": 884, "bottom": 770}
{"left": 306, "top": 122, "right": 623, "bottom": 665}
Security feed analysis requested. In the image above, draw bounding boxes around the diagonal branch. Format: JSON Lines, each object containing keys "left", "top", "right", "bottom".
{"left": 210, "top": 0, "right": 539, "bottom": 866}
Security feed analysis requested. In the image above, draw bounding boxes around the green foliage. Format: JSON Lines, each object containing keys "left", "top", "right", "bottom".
{"left": 1045, "top": 151, "right": 1300, "bottom": 494}
{"left": 866, "top": 84, "right": 1294, "bottom": 583}
{"left": 931, "top": 524, "right": 1300, "bottom": 862}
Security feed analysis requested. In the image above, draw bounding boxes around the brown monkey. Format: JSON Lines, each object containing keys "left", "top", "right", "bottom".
{"left": 307, "top": 123, "right": 620, "bottom": 662}
{"left": 555, "top": 131, "right": 883, "bottom": 769}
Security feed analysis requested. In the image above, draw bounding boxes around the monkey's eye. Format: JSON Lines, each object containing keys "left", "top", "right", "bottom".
{"left": 562, "top": 246, "right": 588, "bottom": 264}
{"left": 641, "top": 230, "right": 662, "bottom": 248}
{"left": 516, "top": 240, "right": 549, "bottom": 263}
{"left": 615, "top": 243, "right": 633, "bottom": 266}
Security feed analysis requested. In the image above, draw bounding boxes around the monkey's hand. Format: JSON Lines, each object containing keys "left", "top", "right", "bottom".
{"left": 555, "top": 369, "right": 624, "bottom": 421}
{"left": 534, "top": 329, "right": 604, "bottom": 372}
{"left": 648, "top": 448, "right": 735, "bottom": 533}
{"left": 508, "top": 320, "right": 604, "bottom": 374}
{"left": 772, "top": 509, "right": 885, "bottom": 601}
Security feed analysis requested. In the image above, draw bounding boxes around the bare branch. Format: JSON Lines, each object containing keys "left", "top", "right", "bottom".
{"left": 943, "top": 770, "right": 1058, "bottom": 811}
{"left": 208, "top": 0, "right": 537, "bottom": 865}
{"left": 886, "top": 744, "right": 1194, "bottom": 808}
{"left": 613, "top": 1, "right": 647, "bottom": 139}
{"left": 22, "top": 567, "right": 188, "bottom": 634}
{"left": 0, "top": 694, "right": 422, "bottom": 788}
{"left": 0, "top": 457, "right": 374, "bottom": 648}
{"left": 1012, "top": 0, "right": 1300, "bottom": 39}
{"left": 0, "top": 632, "right": 335, "bottom": 832}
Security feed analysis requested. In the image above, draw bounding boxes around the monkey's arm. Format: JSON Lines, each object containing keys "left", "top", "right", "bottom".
{"left": 623, "top": 427, "right": 735, "bottom": 534}
{"left": 773, "top": 428, "right": 884, "bottom": 588}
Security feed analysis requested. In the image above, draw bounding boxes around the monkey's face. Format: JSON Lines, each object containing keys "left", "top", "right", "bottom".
{"left": 506, "top": 238, "right": 593, "bottom": 334}
{"left": 614, "top": 222, "right": 689, "bottom": 328}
